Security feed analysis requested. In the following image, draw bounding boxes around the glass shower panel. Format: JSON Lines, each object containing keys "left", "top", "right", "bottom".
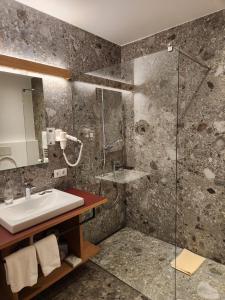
{"left": 176, "top": 50, "right": 225, "bottom": 298}
{"left": 123, "top": 50, "right": 178, "bottom": 299}
{"left": 125, "top": 50, "right": 178, "bottom": 240}
{"left": 87, "top": 58, "right": 134, "bottom": 85}
{"left": 101, "top": 89, "right": 124, "bottom": 162}
{"left": 81, "top": 49, "right": 179, "bottom": 300}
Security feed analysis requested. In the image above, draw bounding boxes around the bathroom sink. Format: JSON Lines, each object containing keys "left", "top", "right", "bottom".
{"left": 0, "top": 189, "right": 84, "bottom": 234}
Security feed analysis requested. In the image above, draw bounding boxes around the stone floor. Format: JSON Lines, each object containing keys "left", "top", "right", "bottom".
{"left": 92, "top": 227, "right": 225, "bottom": 300}
{"left": 35, "top": 227, "right": 225, "bottom": 300}
{"left": 35, "top": 261, "right": 149, "bottom": 300}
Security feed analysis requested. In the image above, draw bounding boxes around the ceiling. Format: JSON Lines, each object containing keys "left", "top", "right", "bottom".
{"left": 17, "top": 0, "right": 225, "bottom": 45}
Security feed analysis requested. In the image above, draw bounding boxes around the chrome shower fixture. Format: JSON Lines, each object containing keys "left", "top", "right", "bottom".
{"left": 167, "top": 44, "right": 173, "bottom": 52}
{"left": 22, "top": 88, "right": 36, "bottom": 92}
{"left": 104, "top": 138, "right": 124, "bottom": 151}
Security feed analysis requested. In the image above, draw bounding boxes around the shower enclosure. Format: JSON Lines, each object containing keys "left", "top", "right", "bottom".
{"left": 73, "top": 46, "right": 225, "bottom": 299}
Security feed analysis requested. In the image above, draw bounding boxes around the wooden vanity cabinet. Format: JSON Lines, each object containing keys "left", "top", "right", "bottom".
{"left": 0, "top": 188, "right": 107, "bottom": 300}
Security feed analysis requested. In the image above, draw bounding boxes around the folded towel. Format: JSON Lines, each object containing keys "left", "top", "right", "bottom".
{"left": 4, "top": 263, "right": 9, "bottom": 285}
{"left": 5, "top": 245, "right": 38, "bottom": 293}
{"left": 170, "top": 249, "right": 206, "bottom": 276}
{"left": 65, "top": 255, "right": 82, "bottom": 268}
{"left": 35, "top": 234, "right": 61, "bottom": 276}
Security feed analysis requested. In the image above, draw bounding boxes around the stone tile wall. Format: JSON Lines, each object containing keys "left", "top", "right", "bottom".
{"left": 0, "top": 0, "right": 121, "bottom": 242}
{"left": 122, "top": 10, "right": 225, "bottom": 263}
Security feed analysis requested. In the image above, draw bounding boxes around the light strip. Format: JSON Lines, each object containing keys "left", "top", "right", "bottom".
{"left": 75, "top": 80, "right": 134, "bottom": 93}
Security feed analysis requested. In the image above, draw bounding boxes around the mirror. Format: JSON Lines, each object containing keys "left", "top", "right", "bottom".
{"left": 0, "top": 71, "right": 46, "bottom": 171}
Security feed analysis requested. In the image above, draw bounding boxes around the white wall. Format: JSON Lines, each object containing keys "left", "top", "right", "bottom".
{"left": 0, "top": 72, "right": 39, "bottom": 170}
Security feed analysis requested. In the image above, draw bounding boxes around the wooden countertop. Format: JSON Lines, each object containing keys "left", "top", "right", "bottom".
{"left": 0, "top": 188, "right": 107, "bottom": 250}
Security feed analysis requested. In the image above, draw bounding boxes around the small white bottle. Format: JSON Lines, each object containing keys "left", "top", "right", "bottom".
{"left": 4, "top": 179, "right": 14, "bottom": 205}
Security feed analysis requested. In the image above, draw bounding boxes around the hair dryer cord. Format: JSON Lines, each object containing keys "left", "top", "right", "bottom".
{"left": 62, "top": 141, "right": 83, "bottom": 167}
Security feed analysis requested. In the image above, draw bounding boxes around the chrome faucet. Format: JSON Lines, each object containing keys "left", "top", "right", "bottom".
{"left": 24, "top": 182, "right": 36, "bottom": 200}
{"left": 112, "top": 161, "right": 122, "bottom": 177}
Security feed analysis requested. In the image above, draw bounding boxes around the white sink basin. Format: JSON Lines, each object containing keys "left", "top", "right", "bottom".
{"left": 0, "top": 189, "right": 84, "bottom": 234}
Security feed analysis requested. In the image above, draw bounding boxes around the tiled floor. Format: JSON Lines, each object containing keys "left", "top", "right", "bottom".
{"left": 92, "top": 227, "right": 225, "bottom": 300}
{"left": 35, "top": 261, "right": 149, "bottom": 300}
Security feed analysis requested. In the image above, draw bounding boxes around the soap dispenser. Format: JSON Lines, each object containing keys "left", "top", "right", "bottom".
{"left": 4, "top": 178, "right": 14, "bottom": 205}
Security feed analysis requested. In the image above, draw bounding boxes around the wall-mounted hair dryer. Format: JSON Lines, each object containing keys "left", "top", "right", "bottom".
{"left": 55, "top": 129, "right": 83, "bottom": 167}
{"left": 45, "top": 128, "right": 83, "bottom": 167}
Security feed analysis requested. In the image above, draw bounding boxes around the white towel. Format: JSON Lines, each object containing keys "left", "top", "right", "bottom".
{"left": 35, "top": 234, "right": 61, "bottom": 276}
{"left": 5, "top": 245, "right": 38, "bottom": 293}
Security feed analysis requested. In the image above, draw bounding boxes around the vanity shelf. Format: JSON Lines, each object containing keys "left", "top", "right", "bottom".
{"left": 19, "top": 241, "right": 99, "bottom": 300}
{"left": 0, "top": 188, "right": 107, "bottom": 300}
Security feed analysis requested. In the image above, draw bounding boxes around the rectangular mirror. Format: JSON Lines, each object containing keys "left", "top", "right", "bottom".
{"left": 0, "top": 71, "right": 47, "bottom": 171}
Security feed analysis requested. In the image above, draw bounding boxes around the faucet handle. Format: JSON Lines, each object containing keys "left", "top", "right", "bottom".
{"left": 24, "top": 182, "right": 33, "bottom": 187}
{"left": 24, "top": 182, "right": 36, "bottom": 191}
{"left": 24, "top": 182, "right": 36, "bottom": 199}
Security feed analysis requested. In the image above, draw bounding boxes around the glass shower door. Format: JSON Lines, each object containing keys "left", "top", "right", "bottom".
{"left": 78, "top": 49, "right": 179, "bottom": 300}
{"left": 124, "top": 50, "right": 179, "bottom": 299}
{"left": 176, "top": 48, "right": 225, "bottom": 299}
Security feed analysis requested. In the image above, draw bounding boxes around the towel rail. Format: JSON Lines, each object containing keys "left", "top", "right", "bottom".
{"left": 79, "top": 208, "right": 96, "bottom": 225}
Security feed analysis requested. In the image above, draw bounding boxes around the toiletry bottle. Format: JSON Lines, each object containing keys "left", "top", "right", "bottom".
{"left": 4, "top": 179, "right": 14, "bottom": 205}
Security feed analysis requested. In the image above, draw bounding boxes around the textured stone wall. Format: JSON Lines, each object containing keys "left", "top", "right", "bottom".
{"left": 31, "top": 77, "right": 45, "bottom": 161}
{"left": 0, "top": 0, "right": 121, "bottom": 242}
{"left": 123, "top": 50, "right": 178, "bottom": 245}
{"left": 122, "top": 10, "right": 225, "bottom": 263}
{"left": 0, "top": 0, "right": 224, "bottom": 261}
{"left": 72, "top": 84, "right": 126, "bottom": 242}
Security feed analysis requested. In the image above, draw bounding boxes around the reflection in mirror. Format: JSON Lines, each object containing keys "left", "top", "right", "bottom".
{"left": 0, "top": 71, "right": 46, "bottom": 171}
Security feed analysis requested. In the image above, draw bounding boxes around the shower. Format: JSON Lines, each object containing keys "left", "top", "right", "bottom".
{"left": 75, "top": 45, "right": 225, "bottom": 300}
